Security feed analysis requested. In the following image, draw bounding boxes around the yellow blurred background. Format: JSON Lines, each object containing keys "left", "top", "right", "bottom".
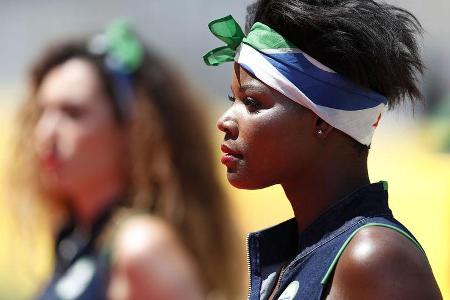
{"left": 1, "top": 0, "right": 449, "bottom": 298}
{"left": 0, "top": 94, "right": 449, "bottom": 299}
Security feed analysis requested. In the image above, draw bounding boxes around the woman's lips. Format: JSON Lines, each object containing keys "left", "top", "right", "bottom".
{"left": 39, "top": 152, "right": 61, "bottom": 172}
{"left": 220, "top": 144, "right": 243, "bottom": 167}
{"left": 220, "top": 154, "right": 240, "bottom": 166}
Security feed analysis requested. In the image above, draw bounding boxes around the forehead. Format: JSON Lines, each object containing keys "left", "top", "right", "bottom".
{"left": 232, "top": 63, "right": 267, "bottom": 91}
{"left": 37, "top": 58, "right": 103, "bottom": 106}
{"left": 232, "top": 63, "right": 304, "bottom": 110}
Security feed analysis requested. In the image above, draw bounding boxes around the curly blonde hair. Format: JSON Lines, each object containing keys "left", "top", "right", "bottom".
{"left": 10, "top": 39, "right": 243, "bottom": 298}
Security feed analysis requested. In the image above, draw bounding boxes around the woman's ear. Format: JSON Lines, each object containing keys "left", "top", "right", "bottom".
{"left": 312, "top": 114, "right": 333, "bottom": 139}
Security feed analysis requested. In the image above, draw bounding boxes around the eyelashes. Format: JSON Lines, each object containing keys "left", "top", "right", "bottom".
{"left": 243, "top": 97, "right": 260, "bottom": 109}
{"left": 227, "top": 94, "right": 261, "bottom": 111}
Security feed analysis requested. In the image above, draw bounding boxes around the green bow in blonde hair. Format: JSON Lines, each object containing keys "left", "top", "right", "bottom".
{"left": 89, "top": 20, "right": 144, "bottom": 74}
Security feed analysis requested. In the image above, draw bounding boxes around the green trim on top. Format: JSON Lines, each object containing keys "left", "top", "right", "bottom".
{"left": 320, "top": 223, "right": 426, "bottom": 286}
{"left": 243, "top": 22, "right": 296, "bottom": 50}
{"left": 382, "top": 180, "right": 388, "bottom": 191}
{"left": 203, "top": 15, "right": 297, "bottom": 66}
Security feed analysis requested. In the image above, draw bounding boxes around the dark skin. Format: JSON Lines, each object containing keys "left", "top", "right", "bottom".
{"left": 326, "top": 227, "right": 442, "bottom": 299}
{"left": 217, "top": 64, "right": 442, "bottom": 299}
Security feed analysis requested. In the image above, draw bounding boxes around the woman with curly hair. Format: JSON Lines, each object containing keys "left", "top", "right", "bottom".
{"left": 13, "top": 21, "right": 241, "bottom": 300}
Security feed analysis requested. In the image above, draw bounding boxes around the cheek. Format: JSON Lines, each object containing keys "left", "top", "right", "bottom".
{"left": 57, "top": 123, "right": 92, "bottom": 159}
{"left": 245, "top": 113, "right": 299, "bottom": 160}
{"left": 86, "top": 127, "right": 124, "bottom": 162}
{"left": 61, "top": 124, "right": 125, "bottom": 190}
{"left": 255, "top": 135, "right": 293, "bottom": 174}
{"left": 61, "top": 117, "right": 121, "bottom": 164}
{"left": 232, "top": 118, "right": 288, "bottom": 185}
{"left": 237, "top": 115, "right": 311, "bottom": 187}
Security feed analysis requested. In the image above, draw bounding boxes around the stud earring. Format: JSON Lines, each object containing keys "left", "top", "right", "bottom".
{"left": 317, "top": 129, "right": 323, "bottom": 135}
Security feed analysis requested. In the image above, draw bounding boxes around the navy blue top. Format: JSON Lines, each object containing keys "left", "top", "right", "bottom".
{"left": 36, "top": 205, "right": 116, "bottom": 300}
{"left": 246, "top": 182, "right": 422, "bottom": 300}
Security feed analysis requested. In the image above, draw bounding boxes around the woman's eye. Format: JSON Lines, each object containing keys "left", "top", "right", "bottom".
{"left": 227, "top": 94, "right": 261, "bottom": 111}
{"left": 243, "top": 97, "right": 261, "bottom": 110}
{"left": 62, "top": 105, "right": 84, "bottom": 120}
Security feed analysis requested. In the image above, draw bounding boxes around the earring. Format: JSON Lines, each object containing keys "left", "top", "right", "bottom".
{"left": 317, "top": 129, "right": 323, "bottom": 135}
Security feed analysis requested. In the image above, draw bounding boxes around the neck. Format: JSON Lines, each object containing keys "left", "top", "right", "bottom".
{"left": 282, "top": 153, "right": 369, "bottom": 232}
{"left": 68, "top": 177, "right": 126, "bottom": 230}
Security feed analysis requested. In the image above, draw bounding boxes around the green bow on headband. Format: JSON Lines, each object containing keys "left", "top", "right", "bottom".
{"left": 89, "top": 20, "right": 144, "bottom": 74}
{"left": 203, "top": 15, "right": 245, "bottom": 66}
{"left": 203, "top": 15, "right": 298, "bottom": 66}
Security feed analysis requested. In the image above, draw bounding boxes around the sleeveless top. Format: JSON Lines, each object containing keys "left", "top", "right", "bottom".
{"left": 246, "top": 181, "right": 425, "bottom": 300}
{"left": 36, "top": 205, "right": 118, "bottom": 300}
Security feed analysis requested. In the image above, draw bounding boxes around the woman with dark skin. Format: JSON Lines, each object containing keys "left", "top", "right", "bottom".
{"left": 205, "top": 0, "right": 442, "bottom": 299}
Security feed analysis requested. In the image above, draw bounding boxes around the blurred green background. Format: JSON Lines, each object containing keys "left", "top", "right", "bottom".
{"left": 1, "top": 0, "right": 449, "bottom": 299}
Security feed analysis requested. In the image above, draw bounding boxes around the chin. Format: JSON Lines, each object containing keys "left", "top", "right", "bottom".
{"left": 40, "top": 172, "right": 60, "bottom": 188}
{"left": 40, "top": 170, "right": 72, "bottom": 193}
{"left": 226, "top": 173, "right": 272, "bottom": 190}
{"left": 40, "top": 179, "right": 65, "bottom": 198}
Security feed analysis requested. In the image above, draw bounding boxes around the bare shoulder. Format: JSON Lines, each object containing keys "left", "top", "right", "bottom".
{"left": 109, "top": 215, "right": 204, "bottom": 300}
{"left": 113, "top": 215, "right": 182, "bottom": 259}
{"left": 326, "top": 226, "right": 442, "bottom": 300}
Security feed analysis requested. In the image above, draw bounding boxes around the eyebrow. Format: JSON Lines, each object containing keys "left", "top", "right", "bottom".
{"left": 230, "top": 83, "right": 265, "bottom": 94}
{"left": 242, "top": 83, "right": 264, "bottom": 92}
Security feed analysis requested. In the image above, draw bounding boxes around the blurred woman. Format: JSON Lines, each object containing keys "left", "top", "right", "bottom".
{"left": 12, "top": 21, "right": 241, "bottom": 300}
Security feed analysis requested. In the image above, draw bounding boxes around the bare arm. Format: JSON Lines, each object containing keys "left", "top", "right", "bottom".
{"left": 107, "top": 216, "right": 205, "bottom": 300}
{"left": 325, "top": 226, "right": 442, "bottom": 300}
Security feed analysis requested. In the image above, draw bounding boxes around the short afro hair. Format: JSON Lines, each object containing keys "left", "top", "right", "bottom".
{"left": 246, "top": 0, "right": 424, "bottom": 109}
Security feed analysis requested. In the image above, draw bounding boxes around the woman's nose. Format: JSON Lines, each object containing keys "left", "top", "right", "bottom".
{"left": 217, "top": 110, "right": 238, "bottom": 140}
{"left": 35, "top": 111, "right": 59, "bottom": 148}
